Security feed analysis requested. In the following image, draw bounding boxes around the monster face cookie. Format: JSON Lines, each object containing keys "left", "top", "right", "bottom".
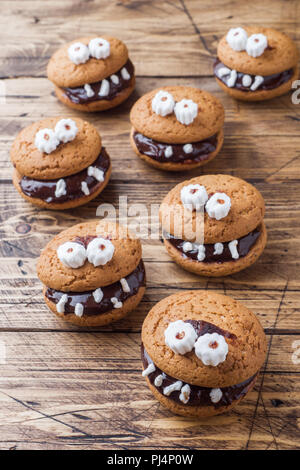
{"left": 214, "top": 27, "right": 298, "bottom": 101}
{"left": 141, "top": 291, "right": 267, "bottom": 417}
{"left": 159, "top": 174, "right": 267, "bottom": 277}
{"left": 10, "top": 117, "right": 111, "bottom": 209}
{"left": 47, "top": 36, "right": 135, "bottom": 111}
{"left": 130, "top": 86, "right": 224, "bottom": 171}
{"left": 37, "top": 221, "right": 146, "bottom": 326}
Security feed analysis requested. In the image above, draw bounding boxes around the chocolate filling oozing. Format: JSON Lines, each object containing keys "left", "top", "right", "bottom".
{"left": 20, "top": 147, "right": 110, "bottom": 204}
{"left": 62, "top": 59, "right": 134, "bottom": 104}
{"left": 45, "top": 259, "right": 145, "bottom": 317}
{"left": 214, "top": 58, "right": 293, "bottom": 92}
{"left": 142, "top": 319, "right": 256, "bottom": 408}
{"left": 133, "top": 131, "right": 218, "bottom": 164}
{"left": 164, "top": 227, "right": 261, "bottom": 263}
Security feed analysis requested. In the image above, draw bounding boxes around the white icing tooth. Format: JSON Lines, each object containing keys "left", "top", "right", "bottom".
{"left": 164, "top": 146, "right": 173, "bottom": 158}
{"left": 182, "top": 241, "right": 193, "bottom": 253}
{"left": 84, "top": 83, "right": 95, "bottom": 97}
{"left": 87, "top": 166, "right": 104, "bottom": 182}
{"left": 179, "top": 384, "right": 191, "bottom": 404}
{"left": 92, "top": 288, "right": 103, "bottom": 303}
{"left": 56, "top": 294, "right": 68, "bottom": 314}
{"left": 194, "top": 333, "right": 228, "bottom": 367}
{"left": 75, "top": 303, "right": 84, "bottom": 317}
{"left": 205, "top": 193, "right": 231, "bottom": 220}
{"left": 242, "top": 74, "right": 252, "bottom": 87}
{"left": 197, "top": 244, "right": 205, "bottom": 261}
{"left": 55, "top": 179, "right": 67, "bottom": 198}
{"left": 183, "top": 143, "right": 193, "bottom": 154}
{"left": 86, "top": 237, "right": 114, "bottom": 267}
{"left": 121, "top": 67, "right": 130, "bottom": 80}
{"left": 120, "top": 278, "right": 130, "bottom": 293}
{"left": 210, "top": 388, "right": 223, "bottom": 403}
{"left": 142, "top": 363, "right": 156, "bottom": 377}
{"left": 213, "top": 242, "right": 224, "bottom": 255}
{"left": 246, "top": 33, "right": 268, "bottom": 58}
{"left": 227, "top": 69, "right": 237, "bottom": 88}
{"left": 217, "top": 66, "right": 231, "bottom": 78}
{"left": 174, "top": 99, "right": 198, "bottom": 125}
{"left": 110, "top": 74, "right": 119, "bottom": 85}
{"left": 35, "top": 128, "right": 60, "bottom": 154}
{"left": 68, "top": 42, "right": 90, "bottom": 65}
{"left": 81, "top": 181, "right": 90, "bottom": 196}
{"left": 163, "top": 380, "right": 183, "bottom": 397}
{"left": 111, "top": 297, "right": 123, "bottom": 309}
{"left": 88, "top": 37, "right": 110, "bottom": 60}
{"left": 180, "top": 184, "right": 208, "bottom": 212}
{"left": 154, "top": 373, "right": 166, "bottom": 387}
{"left": 164, "top": 320, "right": 198, "bottom": 355}
{"left": 228, "top": 239, "right": 239, "bottom": 259}
{"left": 152, "top": 90, "right": 175, "bottom": 117}
{"left": 54, "top": 118, "right": 78, "bottom": 143}
{"left": 57, "top": 241, "right": 87, "bottom": 269}
{"left": 226, "top": 27, "right": 248, "bottom": 51}
{"left": 98, "top": 78, "right": 110, "bottom": 96}
{"left": 250, "top": 75, "right": 264, "bottom": 91}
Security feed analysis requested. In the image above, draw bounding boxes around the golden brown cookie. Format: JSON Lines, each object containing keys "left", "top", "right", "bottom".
{"left": 37, "top": 221, "right": 146, "bottom": 327}
{"left": 47, "top": 36, "right": 135, "bottom": 111}
{"left": 214, "top": 26, "right": 299, "bottom": 101}
{"left": 141, "top": 290, "right": 266, "bottom": 417}
{"left": 130, "top": 86, "right": 224, "bottom": 171}
{"left": 159, "top": 174, "right": 266, "bottom": 277}
{"left": 10, "top": 117, "right": 111, "bottom": 210}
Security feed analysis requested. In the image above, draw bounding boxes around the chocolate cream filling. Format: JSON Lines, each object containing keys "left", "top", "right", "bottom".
{"left": 164, "top": 226, "right": 261, "bottom": 263}
{"left": 45, "top": 259, "right": 145, "bottom": 317}
{"left": 20, "top": 147, "right": 110, "bottom": 204}
{"left": 133, "top": 131, "right": 218, "bottom": 164}
{"left": 214, "top": 58, "right": 293, "bottom": 92}
{"left": 142, "top": 319, "right": 256, "bottom": 408}
{"left": 62, "top": 59, "right": 134, "bottom": 104}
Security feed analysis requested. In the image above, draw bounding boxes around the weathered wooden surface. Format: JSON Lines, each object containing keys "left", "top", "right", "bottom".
{"left": 0, "top": 0, "right": 299, "bottom": 450}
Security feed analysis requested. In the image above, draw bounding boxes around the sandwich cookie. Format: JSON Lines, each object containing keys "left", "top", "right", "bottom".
{"left": 130, "top": 86, "right": 224, "bottom": 171}
{"left": 37, "top": 221, "right": 146, "bottom": 326}
{"left": 141, "top": 290, "right": 267, "bottom": 417}
{"left": 214, "top": 26, "right": 298, "bottom": 101}
{"left": 159, "top": 174, "right": 267, "bottom": 277}
{"left": 47, "top": 36, "right": 135, "bottom": 111}
{"left": 11, "top": 117, "right": 111, "bottom": 209}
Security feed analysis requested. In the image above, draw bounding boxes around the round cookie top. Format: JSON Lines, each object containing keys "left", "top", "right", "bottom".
{"left": 47, "top": 36, "right": 129, "bottom": 88}
{"left": 130, "top": 86, "right": 224, "bottom": 144}
{"left": 160, "top": 174, "right": 265, "bottom": 244}
{"left": 218, "top": 27, "right": 298, "bottom": 76}
{"left": 10, "top": 117, "right": 101, "bottom": 180}
{"left": 37, "top": 220, "right": 142, "bottom": 292}
{"left": 142, "top": 290, "right": 266, "bottom": 388}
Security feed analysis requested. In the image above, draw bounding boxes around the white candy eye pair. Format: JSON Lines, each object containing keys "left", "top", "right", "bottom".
{"left": 152, "top": 91, "right": 198, "bottom": 125}
{"left": 180, "top": 184, "right": 231, "bottom": 220}
{"left": 226, "top": 27, "right": 268, "bottom": 58}
{"left": 68, "top": 38, "right": 110, "bottom": 65}
{"left": 35, "top": 119, "right": 78, "bottom": 154}
{"left": 57, "top": 238, "right": 115, "bottom": 268}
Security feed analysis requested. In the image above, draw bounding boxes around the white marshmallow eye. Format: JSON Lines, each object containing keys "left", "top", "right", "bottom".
{"left": 57, "top": 242, "right": 87, "bottom": 269}
{"left": 54, "top": 119, "right": 78, "bottom": 143}
{"left": 35, "top": 128, "right": 60, "bottom": 154}
{"left": 246, "top": 33, "right": 268, "bottom": 58}
{"left": 180, "top": 184, "right": 208, "bottom": 212}
{"left": 152, "top": 90, "right": 175, "bottom": 117}
{"left": 88, "top": 37, "right": 110, "bottom": 60}
{"left": 68, "top": 42, "right": 90, "bottom": 65}
{"left": 164, "top": 320, "right": 198, "bottom": 355}
{"left": 86, "top": 237, "right": 115, "bottom": 267}
{"left": 194, "top": 333, "right": 228, "bottom": 367}
{"left": 226, "top": 27, "right": 248, "bottom": 51}
{"left": 174, "top": 99, "right": 198, "bottom": 125}
{"left": 205, "top": 192, "right": 231, "bottom": 220}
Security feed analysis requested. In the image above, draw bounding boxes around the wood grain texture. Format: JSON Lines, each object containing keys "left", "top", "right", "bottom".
{"left": 0, "top": 0, "right": 300, "bottom": 450}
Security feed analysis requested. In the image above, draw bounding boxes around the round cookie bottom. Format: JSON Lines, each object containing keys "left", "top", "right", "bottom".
{"left": 145, "top": 375, "right": 257, "bottom": 418}
{"left": 43, "top": 284, "right": 145, "bottom": 327}
{"left": 216, "top": 66, "right": 298, "bottom": 101}
{"left": 12, "top": 165, "right": 111, "bottom": 210}
{"left": 130, "top": 127, "right": 224, "bottom": 171}
{"left": 54, "top": 76, "right": 135, "bottom": 112}
{"left": 163, "top": 221, "right": 267, "bottom": 277}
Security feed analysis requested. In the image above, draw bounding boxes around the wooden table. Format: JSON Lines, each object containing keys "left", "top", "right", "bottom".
{"left": 0, "top": 0, "right": 299, "bottom": 450}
